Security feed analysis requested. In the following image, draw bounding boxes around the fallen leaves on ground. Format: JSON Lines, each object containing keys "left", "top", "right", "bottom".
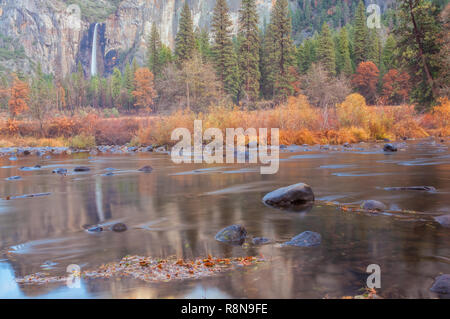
{"left": 16, "top": 255, "right": 265, "bottom": 285}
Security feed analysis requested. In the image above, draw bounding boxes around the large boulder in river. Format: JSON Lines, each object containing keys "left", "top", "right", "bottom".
{"left": 430, "top": 274, "right": 450, "bottom": 294}
{"left": 215, "top": 224, "right": 247, "bottom": 245}
{"left": 434, "top": 214, "right": 450, "bottom": 228}
{"left": 361, "top": 200, "right": 386, "bottom": 211}
{"left": 263, "top": 183, "right": 314, "bottom": 210}
{"left": 281, "top": 231, "right": 322, "bottom": 247}
{"left": 383, "top": 143, "right": 397, "bottom": 152}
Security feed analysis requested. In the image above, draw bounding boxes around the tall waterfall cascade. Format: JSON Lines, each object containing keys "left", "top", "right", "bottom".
{"left": 90, "top": 23, "right": 99, "bottom": 76}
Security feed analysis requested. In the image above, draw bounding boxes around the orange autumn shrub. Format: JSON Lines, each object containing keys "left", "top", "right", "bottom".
{"left": 47, "top": 116, "right": 80, "bottom": 137}
{"left": 433, "top": 97, "right": 450, "bottom": 129}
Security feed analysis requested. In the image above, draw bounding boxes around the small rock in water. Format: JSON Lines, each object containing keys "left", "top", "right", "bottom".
{"left": 383, "top": 143, "right": 397, "bottom": 152}
{"left": 23, "top": 150, "right": 31, "bottom": 156}
{"left": 103, "top": 172, "right": 114, "bottom": 176}
{"left": 52, "top": 168, "right": 68, "bottom": 175}
{"left": 86, "top": 226, "right": 103, "bottom": 232}
{"left": 385, "top": 186, "right": 436, "bottom": 192}
{"left": 343, "top": 143, "right": 352, "bottom": 148}
{"left": 112, "top": 223, "right": 127, "bottom": 232}
{"left": 215, "top": 224, "right": 247, "bottom": 245}
{"left": 74, "top": 166, "right": 90, "bottom": 172}
{"left": 361, "top": 200, "right": 386, "bottom": 211}
{"left": 281, "top": 231, "right": 321, "bottom": 247}
{"left": 434, "top": 214, "right": 450, "bottom": 228}
{"left": 138, "top": 165, "right": 153, "bottom": 173}
{"left": 252, "top": 237, "right": 272, "bottom": 245}
{"left": 430, "top": 274, "right": 450, "bottom": 294}
{"left": 6, "top": 176, "right": 21, "bottom": 181}
{"left": 263, "top": 183, "right": 314, "bottom": 211}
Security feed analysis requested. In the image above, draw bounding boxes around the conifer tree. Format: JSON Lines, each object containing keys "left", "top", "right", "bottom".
{"left": 317, "top": 22, "right": 336, "bottom": 76}
{"left": 353, "top": 0, "right": 368, "bottom": 65}
{"left": 266, "top": 0, "right": 295, "bottom": 101}
{"left": 337, "top": 26, "right": 352, "bottom": 76}
{"left": 147, "top": 23, "right": 162, "bottom": 76}
{"left": 238, "top": 0, "right": 260, "bottom": 101}
{"left": 211, "top": 0, "right": 240, "bottom": 99}
{"left": 367, "top": 29, "right": 381, "bottom": 68}
{"left": 382, "top": 34, "right": 397, "bottom": 72}
{"left": 195, "top": 27, "right": 212, "bottom": 62}
{"left": 395, "top": 0, "right": 442, "bottom": 108}
{"left": 175, "top": 1, "right": 196, "bottom": 64}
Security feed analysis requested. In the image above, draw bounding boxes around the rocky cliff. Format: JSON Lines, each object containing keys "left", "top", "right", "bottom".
{"left": 0, "top": 0, "right": 273, "bottom": 77}
{"left": 0, "top": 0, "right": 392, "bottom": 78}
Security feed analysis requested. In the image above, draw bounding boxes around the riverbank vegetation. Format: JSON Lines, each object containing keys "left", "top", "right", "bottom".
{"left": 0, "top": 0, "right": 449, "bottom": 148}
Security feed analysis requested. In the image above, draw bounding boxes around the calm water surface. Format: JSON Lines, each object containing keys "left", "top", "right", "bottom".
{"left": 0, "top": 140, "right": 449, "bottom": 298}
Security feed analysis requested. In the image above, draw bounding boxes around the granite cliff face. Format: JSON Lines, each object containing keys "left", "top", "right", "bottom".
{"left": 0, "top": 0, "right": 273, "bottom": 77}
{"left": 0, "top": 0, "right": 392, "bottom": 77}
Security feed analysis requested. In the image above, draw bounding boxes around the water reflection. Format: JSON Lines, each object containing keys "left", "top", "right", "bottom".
{"left": 0, "top": 141, "right": 449, "bottom": 298}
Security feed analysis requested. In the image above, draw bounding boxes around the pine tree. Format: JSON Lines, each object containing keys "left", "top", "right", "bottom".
{"left": 382, "top": 34, "right": 397, "bottom": 73}
{"left": 123, "top": 62, "right": 135, "bottom": 108}
{"left": 337, "top": 26, "right": 352, "bottom": 76}
{"left": 265, "top": 0, "right": 295, "bottom": 101}
{"left": 147, "top": 23, "right": 162, "bottom": 76}
{"left": 111, "top": 67, "right": 122, "bottom": 101}
{"left": 211, "top": 0, "right": 240, "bottom": 99}
{"left": 238, "top": 0, "right": 260, "bottom": 101}
{"left": 260, "top": 26, "right": 275, "bottom": 98}
{"left": 353, "top": 0, "right": 368, "bottom": 65}
{"left": 367, "top": 29, "right": 381, "bottom": 68}
{"left": 195, "top": 27, "right": 212, "bottom": 62}
{"left": 317, "top": 22, "right": 336, "bottom": 76}
{"left": 175, "top": 1, "right": 196, "bottom": 64}
{"left": 394, "top": 0, "right": 442, "bottom": 108}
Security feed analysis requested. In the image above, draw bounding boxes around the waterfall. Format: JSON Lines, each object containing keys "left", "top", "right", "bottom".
{"left": 90, "top": 23, "right": 99, "bottom": 76}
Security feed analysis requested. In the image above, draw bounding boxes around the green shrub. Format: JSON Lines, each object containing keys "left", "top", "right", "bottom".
{"left": 70, "top": 134, "right": 96, "bottom": 149}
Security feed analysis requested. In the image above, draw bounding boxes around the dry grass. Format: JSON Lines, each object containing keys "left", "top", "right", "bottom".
{"left": 0, "top": 94, "right": 448, "bottom": 148}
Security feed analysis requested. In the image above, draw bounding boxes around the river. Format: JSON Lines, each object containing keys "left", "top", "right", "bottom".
{"left": 0, "top": 139, "right": 449, "bottom": 298}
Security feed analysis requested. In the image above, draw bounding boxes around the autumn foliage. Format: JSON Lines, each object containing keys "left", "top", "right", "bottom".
{"left": 132, "top": 67, "right": 157, "bottom": 110}
{"left": 8, "top": 75, "right": 29, "bottom": 118}
{"left": 381, "top": 69, "right": 411, "bottom": 105}
{"left": 351, "top": 61, "right": 380, "bottom": 104}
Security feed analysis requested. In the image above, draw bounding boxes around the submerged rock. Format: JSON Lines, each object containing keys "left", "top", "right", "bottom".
{"left": 252, "top": 237, "right": 272, "bottom": 245}
{"left": 74, "top": 166, "right": 90, "bottom": 172}
{"left": 434, "top": 214, "right": 450, "bottom": 228}
{"left": 383, "top": 143, "right": 397, "bottom": 152}
{"left": 430, "top": 274, "right": 450, "bottom": 294}
{"left": 112, "top": 223, "right": 127, "bottom": 232}
{"left": 20, "top": 165, "right": 41, "bottom": 171}
{"left": 6, "top": 176, "right": 21, "bottom": 181}
{"left": 52, "top": 168, "right": 68, "bottom": 175}
{"left": 215, "top": 224, "right": 247, "bottom": 245}
{"left": 361, "top": 200, "right": 386, "bottom": 211}
{"left": 138, "top": 165, "right": 153, "bottom": 173}
{"left": 385, "top": 186, "right": 436, "bottom": 192}
{"left": 281, "top": 231, "right": 321, "bottom": 247}
{"left": 263, "top": 183, "right": 314, "bottom": 210}
{"left": 86, "top": 226, "right": 103, "bottom": 232}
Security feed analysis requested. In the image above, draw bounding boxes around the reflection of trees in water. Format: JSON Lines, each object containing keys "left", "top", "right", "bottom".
{"left": 0, "top": 145, "right": 449, "bottom": 297}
